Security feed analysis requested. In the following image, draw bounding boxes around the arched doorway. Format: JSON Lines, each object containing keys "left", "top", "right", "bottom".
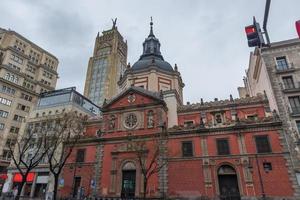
{"left": 121, "top": 162, "right": 136, "bottom": 198}
{"left": 218, "top": 165, "right": 241, "bottom": 200}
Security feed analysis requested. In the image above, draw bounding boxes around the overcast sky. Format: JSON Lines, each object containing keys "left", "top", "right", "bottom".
{"left": 1, "top": 0, "right": 299, "bottom": 103}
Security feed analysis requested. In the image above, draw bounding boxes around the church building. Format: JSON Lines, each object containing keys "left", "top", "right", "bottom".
{"left": 59, "top": 21, "right": 296, "bottom": 200}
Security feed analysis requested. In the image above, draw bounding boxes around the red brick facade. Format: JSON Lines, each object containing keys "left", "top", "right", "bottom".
{"left": 59, "top": 88, "right": 294, "bottom": 199}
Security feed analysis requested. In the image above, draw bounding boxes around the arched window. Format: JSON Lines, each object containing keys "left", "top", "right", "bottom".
{"left": 123, "top": 161, "right": 136, "bottom": 170}
{"left": 147, "top": 110, "right": 154, "bottom": 128}
{"left": 218, "top": 165, "right": 236, "bottom": 175}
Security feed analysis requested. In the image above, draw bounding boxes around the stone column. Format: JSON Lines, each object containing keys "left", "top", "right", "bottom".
{"left": 158, "top": 138, "right": 168, "bottom": 197}
{"left": 109, "top": 156, "right": 117, "bottom": 193}
{"left": 93, "top": 144, "right": 104, "bottom": 197}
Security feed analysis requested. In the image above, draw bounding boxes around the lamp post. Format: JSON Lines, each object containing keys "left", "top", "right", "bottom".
{"left": 70, "top": 163, "right": 77, "bottom": 197}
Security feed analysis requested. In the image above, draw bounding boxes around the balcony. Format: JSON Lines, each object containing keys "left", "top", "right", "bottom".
{"left": 275, "top": 63, "right": 295, "bottom": 74}
{"left": 280, "top": 82, "right": 300, "bottom": 93}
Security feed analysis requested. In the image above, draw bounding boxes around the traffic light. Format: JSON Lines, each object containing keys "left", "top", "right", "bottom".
{"left": 245, "top": 17, "right": 265, "bottom": 47}
{"left": 296, "top": 20, "right": 300, "bottom": 38}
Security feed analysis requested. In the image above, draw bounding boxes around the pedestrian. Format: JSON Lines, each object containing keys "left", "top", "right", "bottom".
{"left": 13, "top": 186, "right": 18, "bottom": 200}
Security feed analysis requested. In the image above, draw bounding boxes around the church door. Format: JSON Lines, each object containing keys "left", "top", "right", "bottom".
{"left": 121, "top": 170, "right": 136, "bottom": 198}
{"left": 218, "top": 165, "right": 241, "bottom": 200}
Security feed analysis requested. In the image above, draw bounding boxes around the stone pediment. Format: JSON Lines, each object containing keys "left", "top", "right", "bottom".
{"left": 101, "top": 86, "right": 166, "bottom": 111}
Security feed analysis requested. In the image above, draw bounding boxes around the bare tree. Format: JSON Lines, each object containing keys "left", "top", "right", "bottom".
{"left": 8, "top": 122, "right": 50, "bottom": 200}
{"left": 132, "top": 133, "right": 168, "bottom": 199}
{"left": 45, "top": 112, "right": 86, "bottom": 200}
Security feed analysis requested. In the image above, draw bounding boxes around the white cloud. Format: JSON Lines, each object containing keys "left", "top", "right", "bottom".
{"left": 1, "top": 0, "right": 299, "bottom": 103}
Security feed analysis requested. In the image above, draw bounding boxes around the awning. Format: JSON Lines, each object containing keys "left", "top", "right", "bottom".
{"left": 13, "top": 173, "right": 35, "bottom": 182}
{"left": 0, "top": 174, "right": 8, "bottom": 180}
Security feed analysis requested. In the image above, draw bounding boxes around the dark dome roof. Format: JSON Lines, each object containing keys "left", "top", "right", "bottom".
{"left": 131, "top": 56, "right": 173, "bottom": 72}
{"left": 130, "top": 20, "right": 174, "bottom": 72}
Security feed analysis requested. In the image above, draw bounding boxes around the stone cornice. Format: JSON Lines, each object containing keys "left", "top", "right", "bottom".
{"left": 0, "top": 76, "right": 39, "bottom": 96}
{"left": 67, "top": 121, "right": 282, "bottom": 146}
{"left": 168, "top": 151, "right": 290, "bottom": 162}
{"left": 2, "top": 29, "right": 58, "bottom": 61}
{"left": 178, "top": 95, "right": 268, "bottom": 113}
{"left": 118, "top": 66, "right": 184, "bottom": 87}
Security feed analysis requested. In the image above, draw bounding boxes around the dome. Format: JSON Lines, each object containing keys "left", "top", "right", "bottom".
{"left": 131, "top": 56, "right": 173, "bottom": 71}
{"left": 130, "top": 19, "right": 174, "bottom": 72}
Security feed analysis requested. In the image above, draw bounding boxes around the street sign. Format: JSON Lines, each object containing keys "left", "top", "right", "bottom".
{"left": 58, "top": 178, "right": 64, "bottom": 187}
{"left": 91, "top": 179, "right": 96, "bottom": 188}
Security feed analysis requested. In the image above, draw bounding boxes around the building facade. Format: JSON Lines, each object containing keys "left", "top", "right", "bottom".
{"left": 3, "top": 87, "right": 100, "bottom": 198}
{"left": 0, "top": 28, "right": 59, "bottom": 186}
{"left": 239, "top": 38, "right": 300, "bottom": 196}
{"left": 84, "top": 21, "right": 128, "bottom": 106}
{"left": 58, "top": 22, "right": 296, "bottom": 200}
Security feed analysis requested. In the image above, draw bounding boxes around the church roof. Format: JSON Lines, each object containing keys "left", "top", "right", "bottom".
{"left": 131, "top": 19, "right": 174, "bottom": 72}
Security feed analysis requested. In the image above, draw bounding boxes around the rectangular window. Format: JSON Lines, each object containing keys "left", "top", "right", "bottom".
{"left": 17, "top": 104, "right": 30, "bottom": 112}
{"left": 2, "top": 85, "right": 16, "bottom": 95}
{"left": 0, "top": 110, "right": 9, "bottom": 118}
{"left": 2, "top": 150, "right": 11, "bottom": 160}
{"left": 246, "top": 114, "right": 258, "bottom": 121}
{"left": 296, "top": 173, "right": 300, "bottom": 186}
{"left": 255, "top": 135, "right": 272, "bottom": 153}
{"left": 20, "top": 93, "right": 32, "bottom": 102}
{"left": 13, "top": 114, "right": 24, "bottom": 122}
{"left": 296, "top": 121, "right": 300, "bottom": 134}
{"left": 10, "top": 126, "right": 20, "bottom": 134}
{"left": 0, "top": 123, "right": 5, "bottom": 130}
{"left": 182, "top": 141, "right": 193, "bottom": 157}
{"left": 282, "top": 76, "right": 295, "bottom": 89}
{"left": 76, "top": 149, "right": 86, "bottom": 163}
{"left": 289, "top": 96, "right": 300, "bottom": 114}
{"left": 216, "top": 138, "right": 230, "bottom": 155}
{"left": 0, "top": 97, "right": 12, "bottom": 106}
{"left": 276, "top": 56, "right": 289, "bottom": 70}
{"left": 184, "top": 121, "right": 194, "bottom": 128}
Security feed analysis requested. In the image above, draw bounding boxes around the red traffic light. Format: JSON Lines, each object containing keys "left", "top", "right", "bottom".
{"left": 296, "top": 20, "right": 300, "bottom": 38}
{"left": 245, "top": 25, "right": 256, "bottom": 34}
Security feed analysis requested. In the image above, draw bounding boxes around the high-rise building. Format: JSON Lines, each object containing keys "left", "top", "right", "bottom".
{"left": 0, "top": 28, "right": 59, "bottom": 176}
{"left": 84, "top": 21, "right": 127, "bottom": 106}
{"left": 239, "top": 38, "right": 300, "bottom": 196}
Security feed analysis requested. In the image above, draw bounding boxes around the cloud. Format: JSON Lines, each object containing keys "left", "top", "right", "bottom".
{"left": 1, "top": 0, "right": 299, "bottom": 103}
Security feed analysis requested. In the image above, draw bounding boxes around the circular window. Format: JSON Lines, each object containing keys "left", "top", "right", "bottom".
{"left": 124, "top": 113, "right": 138, "bottom": 129}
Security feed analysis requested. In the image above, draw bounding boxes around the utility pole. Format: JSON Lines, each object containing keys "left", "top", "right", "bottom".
{"left": 263, "top": 0, "right": 271, "bottom": 45}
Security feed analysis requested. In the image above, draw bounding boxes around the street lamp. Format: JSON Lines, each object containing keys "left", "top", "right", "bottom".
{"left": 69, "top": 163, "right": 77, "bottom": 197}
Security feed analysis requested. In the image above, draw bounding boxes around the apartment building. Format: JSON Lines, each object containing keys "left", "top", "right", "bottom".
{"left": 4, "top": 87, "right": 100, "bottom": 198}
{"left": 0, "top": 28, "right": 59, "bottom": 176}
{"left": 239, "top": 38, "right": 300, "bottom": 197}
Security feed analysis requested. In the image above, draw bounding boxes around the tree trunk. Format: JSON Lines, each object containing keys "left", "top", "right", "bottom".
{"left": 53, "top": 175, "right": 59, "bottom": 200}
{"left": 143, "top": 178, "right": 148, "bottom": 199}
{"left": 15, "top": 180, "right": 26, "bottom": 200}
